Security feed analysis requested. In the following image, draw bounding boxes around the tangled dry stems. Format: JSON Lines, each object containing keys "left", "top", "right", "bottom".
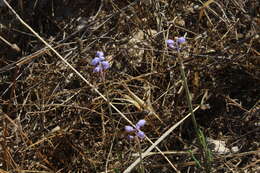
{"left": 0, "top": 0, "right": 259, "bottom": 172}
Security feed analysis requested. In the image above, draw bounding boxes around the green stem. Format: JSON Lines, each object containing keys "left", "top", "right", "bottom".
{"left": 177, "top": 51, "right": 211, "bottom": 172}
{"left": 177, "top": 52, "right": 199, "bottom": 135}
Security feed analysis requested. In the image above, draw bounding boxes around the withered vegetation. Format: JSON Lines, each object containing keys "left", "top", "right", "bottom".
{"left": 0, "top": 0, "right": 259, "bottom": 172}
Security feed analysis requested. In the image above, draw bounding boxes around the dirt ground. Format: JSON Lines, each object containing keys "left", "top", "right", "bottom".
{"left": 0, "top": 0, "right": 259, "bottom": 172}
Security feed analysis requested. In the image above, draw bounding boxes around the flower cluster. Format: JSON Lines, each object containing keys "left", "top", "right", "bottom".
{"left": 91, "top": 51, "right": 110, "bottom": 72}
{"left": 167, "top": 37, "right": 186, "bottom": 51}
{"left": 125, "top": 119, "right": 146, "bottom": 140}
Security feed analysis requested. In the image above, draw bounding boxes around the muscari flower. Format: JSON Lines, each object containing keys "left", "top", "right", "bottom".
{"left": 125, "top": 119, "right": 146, "bottom": 140}
{"left": 101, "top": 61, "right": 110, "bottom": 70}
{"left": 96, "top": 51, "right": 104, "bottom": 58}
{"left": 167, "top": 39, "right": 175, "bottom": 49}
{"left": 91, "top": 57, "right": 102, "bottom": 66}
{"left": 177, "top": 37, "right": 186, "bottom": 44}
{"left": 167, "top": 37, "right": 186, "bottom": 50}
{"left": 91, "top": 51, "right": 110, "bottom": 72}
{"left": 136, "top": 119, "right": 146, "bottom": 129}
{"left": 125, "top": 125, "right": 134, "bottom": 132}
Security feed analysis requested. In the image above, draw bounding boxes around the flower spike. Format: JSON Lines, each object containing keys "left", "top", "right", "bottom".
{"left": 91, "top": 51, "right": 110, "bottom": 73}
{"left": 124, "top": 119, "right": 146, "bottom": 140}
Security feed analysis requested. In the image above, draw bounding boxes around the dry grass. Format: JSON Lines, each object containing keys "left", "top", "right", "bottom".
{"left": 0, "top": 0, "right": 259, "bottom": 172}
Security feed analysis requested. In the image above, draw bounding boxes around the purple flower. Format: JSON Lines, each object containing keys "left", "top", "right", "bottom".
{"left": 167, "top": 36, "right": 186, "bottom": 51}
{"left": 128, "top": 135, "right": 134, "bottom": 140}
{"left": 101, "top": 61, "right": 110, "bottom": 70}
{"left": 167, "top": 39, "right": 175, "bottom": 49}
{"left": 136, "top": 119, "right": 146, "bottom": 129}
{"left": 96, "top": 51, "right": 104, "bottom": 58}
{"left": 125, "top": 126, "right": 134, "bottom": 132}
{"left": 125, "top": 119, "right": 146, "bottom": 140}
{"left": 177, "top": 37, "right": 186, "bottom": 44}
{"left": 93, "top": 66, "right": 102, "bottom": 73}
{"left": 91, "top": 57, "right": 102, "bottom": 66}
{"left": 136, "top": 131, "right": 145, "bottom": 139}
{"left": 91, "top": 51, "right": 110, "bottom": 73}
{"left": 167, "top": 39, "right": 174, "bottom": 45}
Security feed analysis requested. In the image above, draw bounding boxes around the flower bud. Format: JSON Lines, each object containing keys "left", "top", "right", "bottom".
{"left": 96, "top": 51, "right": 104, "bottom": 58}
{"left": 136, "top": 119, "right": 146, "bottom": 128}
{"left": 177, "top": 37, "right": 186, "bottom": 44}
{"left": 125, "top": 126, "right": 134, "bottom": 132}
{"left": 137, "top": 131, "right": 145, "bottom": 139}
{"left": 101, "top": 61, "right": 110, "bottom": 70}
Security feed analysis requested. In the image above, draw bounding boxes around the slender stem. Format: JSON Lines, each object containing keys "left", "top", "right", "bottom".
{"left": 177, "top": 52, "right": 199, "bottom": 134}
{"left": 136, "top": 137, "right": 145, "bottom": 173}
{"left": 102, "top": 72, "right": 113, "bottom": 117}
{"left": 177, "top": 51, "right": 211, "bottom": 172}
{"left": 102, "top": 71, "right": 117, "bottom": 173}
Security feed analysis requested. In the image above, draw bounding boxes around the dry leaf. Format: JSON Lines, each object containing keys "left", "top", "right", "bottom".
{"left": 199, "top": 0, "right": 215, "bottom": 20}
